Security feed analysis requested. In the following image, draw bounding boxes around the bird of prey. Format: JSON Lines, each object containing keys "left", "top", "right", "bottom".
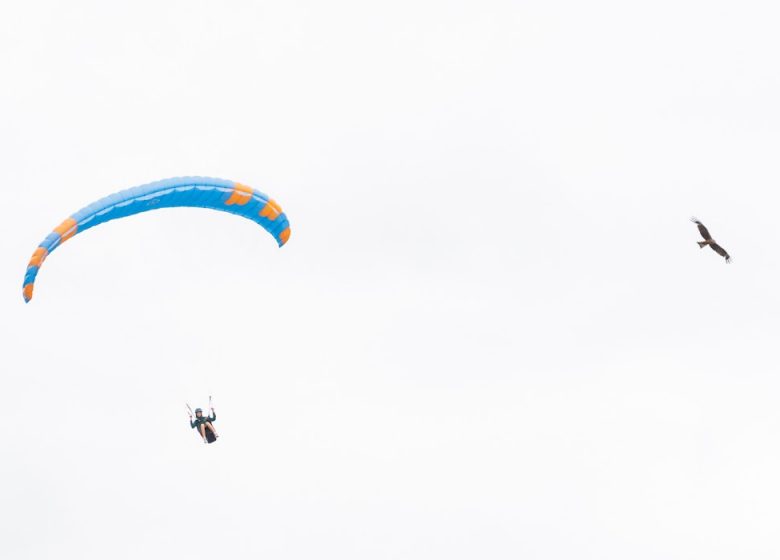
{"left": 691, "top": 218, "right": 731, "bottom": 263}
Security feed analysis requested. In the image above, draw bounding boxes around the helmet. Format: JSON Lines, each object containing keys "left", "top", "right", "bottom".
{"left": 194, "top": 408, "right": 203, "bottom": 414}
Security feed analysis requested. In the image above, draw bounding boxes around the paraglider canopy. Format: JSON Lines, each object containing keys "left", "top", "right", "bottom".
{"left": 22, "top": 177, "right": 291, "bottom": 302}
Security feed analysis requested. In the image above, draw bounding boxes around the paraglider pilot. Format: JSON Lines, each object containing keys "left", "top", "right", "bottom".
{"left": 189, "top": 406, "right": 218, "bottom": 444}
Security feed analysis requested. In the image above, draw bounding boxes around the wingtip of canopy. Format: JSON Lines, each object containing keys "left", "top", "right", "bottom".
{"left": 278, "top": 227, "right": 291, "bottom": 247}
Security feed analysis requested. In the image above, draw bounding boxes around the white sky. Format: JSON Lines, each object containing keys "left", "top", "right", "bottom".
{"left": 2, "top": 1, "right": 780, "bottom": 558}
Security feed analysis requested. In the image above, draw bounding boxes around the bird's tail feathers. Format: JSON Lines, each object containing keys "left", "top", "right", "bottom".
{"left": 697, "top": 241, "right": 708, "bottom": 248}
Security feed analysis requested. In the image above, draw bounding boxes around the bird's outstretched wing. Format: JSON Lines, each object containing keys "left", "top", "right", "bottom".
{"left": 691, "top": 217, "right": 712, "bottom": 240}
{"left": 710, "top": 243, "right": 731, "bottom": 262}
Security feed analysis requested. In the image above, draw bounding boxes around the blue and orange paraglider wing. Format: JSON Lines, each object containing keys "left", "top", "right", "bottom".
{"left": 22, "top": 177, "right": 291, "bottom": 302}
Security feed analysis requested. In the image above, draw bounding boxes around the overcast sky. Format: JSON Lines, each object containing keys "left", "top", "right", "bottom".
{"left": 2, "top": 1, "right": 780, "bottom": 558}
